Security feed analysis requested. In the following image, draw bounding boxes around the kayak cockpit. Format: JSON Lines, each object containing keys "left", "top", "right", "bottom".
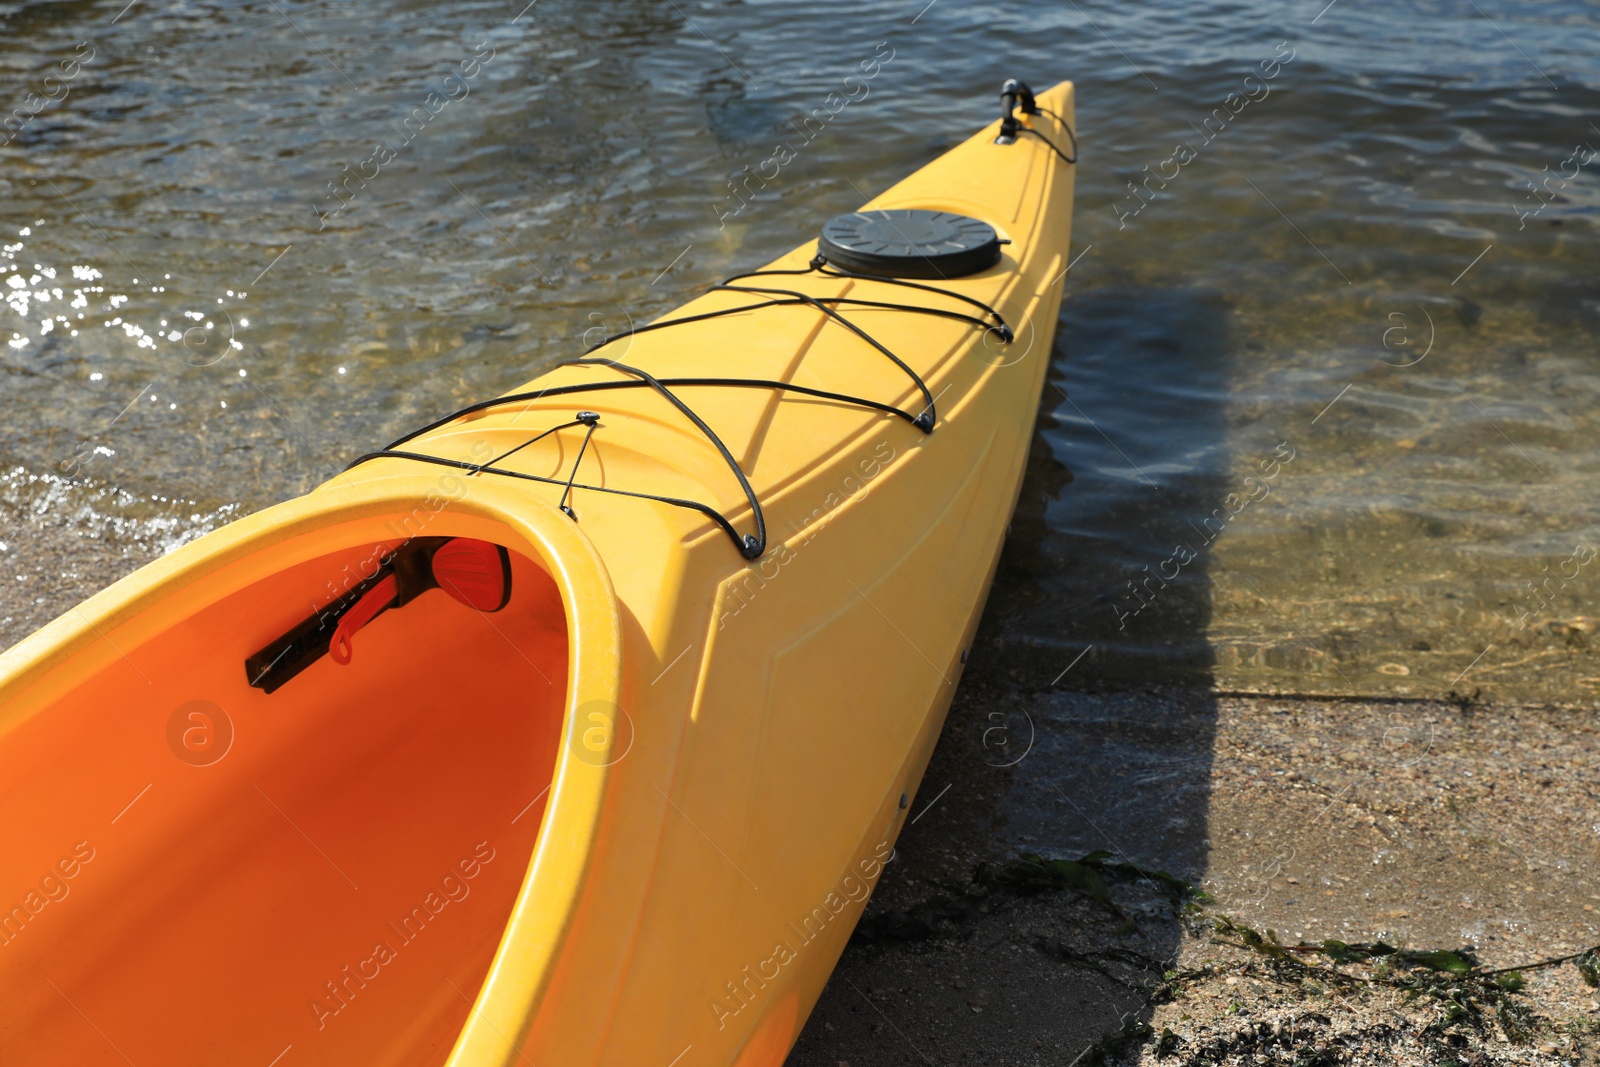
{"left": 0, "top": 521, "right": 574, "bottom": 1065}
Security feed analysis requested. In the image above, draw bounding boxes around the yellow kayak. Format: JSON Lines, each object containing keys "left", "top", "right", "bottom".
{"left": 0, "top": 79, "right": 1075, "bottom": 1065}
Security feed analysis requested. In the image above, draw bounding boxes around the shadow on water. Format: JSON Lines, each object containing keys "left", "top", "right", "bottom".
{"left": 790, "top": 286, "right": 1236, "bottom": 1063}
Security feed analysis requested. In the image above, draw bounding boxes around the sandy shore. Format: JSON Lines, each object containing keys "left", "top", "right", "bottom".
{"left": 791, "top": 683, "right": 1600, "bottom": 1065}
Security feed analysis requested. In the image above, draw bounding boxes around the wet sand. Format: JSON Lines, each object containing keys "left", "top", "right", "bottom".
{"left": 0, "top": 464, "right": 240, "bottom": 649}
{"left": 792, "top": 675, "right": 1600, "bottom": 1065}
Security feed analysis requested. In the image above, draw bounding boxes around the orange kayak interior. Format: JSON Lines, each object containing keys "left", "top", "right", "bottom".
{"left": 0, "top": 539, "right": 567, "bottom": 1065}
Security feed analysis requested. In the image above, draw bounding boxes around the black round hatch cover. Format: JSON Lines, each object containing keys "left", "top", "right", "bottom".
{"left": 817, "top": 209, "right": 1002, "bottom": 279}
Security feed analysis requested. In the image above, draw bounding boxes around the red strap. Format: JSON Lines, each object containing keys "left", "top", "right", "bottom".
{"left": 329, "top": 574, "right": 398, "bottom": 666}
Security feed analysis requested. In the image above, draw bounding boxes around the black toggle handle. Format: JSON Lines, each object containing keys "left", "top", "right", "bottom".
{"left": 1002, "top": 77, "right": 1038, "bottom": 115}
{"left": 995, "top": 77, "right": 1039, "bottom": 146}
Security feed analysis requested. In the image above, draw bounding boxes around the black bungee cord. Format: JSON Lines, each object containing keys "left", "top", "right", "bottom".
{"left": 348, "top": 260, "right": 1016, "bottom": 559}
{"left": 348, "top": 76, "right": 1073, "bottom": 560}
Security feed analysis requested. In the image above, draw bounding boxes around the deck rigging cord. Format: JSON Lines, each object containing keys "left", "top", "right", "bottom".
{"left": 347, "top": 79, "right": 1075, "bottom": 561}
{"left": 1024, "top": 109, "right": 1078, "bottom": 165}
{"left": 346, "top": 261, "right": 1013, "bottom": 560}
